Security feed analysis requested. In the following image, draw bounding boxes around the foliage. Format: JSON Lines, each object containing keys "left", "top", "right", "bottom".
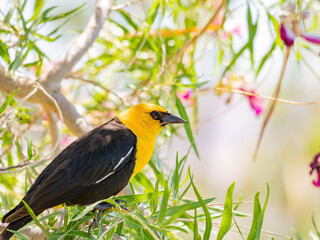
{"left": 0, "top": 0, "right": 320, "bottom": 239}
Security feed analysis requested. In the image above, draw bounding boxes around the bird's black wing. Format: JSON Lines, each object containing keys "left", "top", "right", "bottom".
{"left": 4, "top": 118, "right": 136, "bottom": 222}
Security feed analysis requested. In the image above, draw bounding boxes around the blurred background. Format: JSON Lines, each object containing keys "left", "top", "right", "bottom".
{"left": 1, "top": 0, "right": 320, "bottom": 239}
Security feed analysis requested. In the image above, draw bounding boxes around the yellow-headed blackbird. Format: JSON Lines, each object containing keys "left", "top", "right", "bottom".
{"left": 1, "top": 103, "right": 187, "bottom": 239}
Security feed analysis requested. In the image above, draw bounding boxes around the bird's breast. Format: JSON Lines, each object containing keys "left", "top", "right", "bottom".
{"left": 131, "top": 137, "right": 155, "bottom": 178}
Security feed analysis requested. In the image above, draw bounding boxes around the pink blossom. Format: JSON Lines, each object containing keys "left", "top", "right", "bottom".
{"left": 229, "top": 26, "right": 241, "bottom": 36}
{"left": 240, "top": 88, "right": 264, "bottom": 116}
{"left": 177, "top": 90, "right": 195, "bottom": 106}
{"left": 248, "top": 95, "right": 264, "bottom": 116}
{"left": 300, "top": 33, "right": 320, "bottom": 45}
{"left": 280, "top": 24, "right": 296, "bottom": 46}
{"left": 310, "top": 153, "right": 320, "bottom": 187}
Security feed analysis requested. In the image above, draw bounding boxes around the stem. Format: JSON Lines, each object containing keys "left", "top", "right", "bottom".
{"left": 253, "top": 46, "right": 291, "bottom": 161}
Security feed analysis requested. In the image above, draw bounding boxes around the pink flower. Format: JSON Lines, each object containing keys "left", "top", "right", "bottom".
{"left": 177, "top": 90, "right": 195, "bottom": 106}
{"left": 310, "top": 153, "right": 320, "bottom": 187}
{"left": 280, "top": 24, "right": 296, "bottom": 46}
{"left": 240, "top": 87, "right": 264, "bottom": 116}
{"left": 300, "top": 33, "right": 320, "bottom": 45}
{"left": 279, "top": 6, "right": 320, "bottom": 47}
{"left": 229, "top": 26, "right": 241, "bottom": 36}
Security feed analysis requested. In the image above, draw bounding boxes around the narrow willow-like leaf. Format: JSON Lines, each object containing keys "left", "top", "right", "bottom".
{"left": 157, "top": 180, "right": 170, "bottom": 225}
{"left": 22, "top": 200, "right": 49, "bottom": 236}
{"left": 217, "top": 182, "right": 235, "bottom": 240}
{"left": 29, "top": 0, "right": 45, "bottom": 21}
{"left": 247, "top": 3, "right": 255, "bottom": 67}
{"left": 71, "top": 201, "right": 101, "bottom": 221}
{"left": 190, "top": 173, "right": 212, "bottom": 240}
{"left": 256, "top": 41, "right": 276, "bottom": 76}
{"left": 171, "top": 152, "right": 180, "bottom": 199}
{"left": 312, "top": 213, "right": 320, "bottom": 238}
{"left": 146, "top": 0, "right": 160, "bottom": 26}
{"left": 162, "top": 204, "right": 191, "bottom": 227}
{"left": 256, "top": 183, "right": 270, "bottom": 239}
{"left": 163, "top": 198, "right": 215, "bottom": 217}
{"left": 0, "top": 40, "right": 11, "bottom": 64}
{"left": 247, "top": 192, "right": 261, "bottom": 240}
{"left": 175, "top": 96, "right": 200, "bottom": 159}
{"left": 221, "top": 43, "right": 248, "bottom": 77}
{"left": 117, "top": 9, "right": 138, "bottom": 30}
{"left": 6, "top": 230, "right": 30, "bottom": 240}
{"left": 193, "top": 209, "right": 199, "bottom": 240}
{"left": 0, "top": 91, "right": 14, "bottom": 113}
{"left": 134, "top": 172, "right": 155, "bottom": 192}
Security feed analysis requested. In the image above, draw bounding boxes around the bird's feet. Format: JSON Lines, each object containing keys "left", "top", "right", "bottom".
{"left": 88, "top": 199, "right": 129, "bottom": 236}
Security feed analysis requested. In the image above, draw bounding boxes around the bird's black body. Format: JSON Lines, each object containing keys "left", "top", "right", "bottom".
{"left": 1, "top": 117, "right": 137, "bottom": 239}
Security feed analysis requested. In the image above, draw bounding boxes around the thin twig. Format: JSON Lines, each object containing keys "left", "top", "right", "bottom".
{"left": 253, "top": 47, "right": 291, "bottom": 161}
{"left": 214, "top": 87, "right": 320, "bottom": 106}
{"left": 0, "top": 157, "right": 53, "bottom": 174}
{"left": 168, "top": 0, "right": 226, "bottom": 66}
{"left": 111, "top": 0, "right": 141, "bottom": 10}
{"left": 67, "top": 74, "right": 128, "bottom": 106}
{"left": 207, "top": 201, "right": 254, "bottom": 207}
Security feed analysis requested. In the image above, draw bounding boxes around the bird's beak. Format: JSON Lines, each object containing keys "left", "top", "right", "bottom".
{"left": 162, "top": 113, "right": 188, "bottom": 126}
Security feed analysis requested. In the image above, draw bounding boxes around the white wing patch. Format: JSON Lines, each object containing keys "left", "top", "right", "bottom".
{"left": 95, "top": 147, "right": 134, "bottom": 184}
{"left": 113, "top": 147, "right": 133, "bottom": 171}
{"left": 96, "top": 172, "right": 114, "bottom": 184}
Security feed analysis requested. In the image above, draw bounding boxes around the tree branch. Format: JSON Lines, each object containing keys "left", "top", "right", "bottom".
{"left": 0, "top": 0, "right": 114, "bottom": 137}
{"left": 41, "top": 0, "right": 113, "bottom": 85}
{"left": 0, "top": 66, "right": 92, "bottom": 137}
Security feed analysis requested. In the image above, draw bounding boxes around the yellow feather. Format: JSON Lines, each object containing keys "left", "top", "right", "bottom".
{"left": 117, "top": 103, "right": 167, "bottom": 178}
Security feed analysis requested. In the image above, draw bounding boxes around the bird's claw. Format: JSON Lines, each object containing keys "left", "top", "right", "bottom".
{"left": 88, "top": 199, "right": 129, "bottom": 236}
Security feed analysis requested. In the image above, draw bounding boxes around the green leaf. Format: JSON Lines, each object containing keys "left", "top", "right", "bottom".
{"left": 171, "top": 152, "right": 180, "bottom": 199}
{"left": 6, "top": 230, "right": 30, "bottom": 240}
{"left": 190, "top": 171, "right": 212, "bottom": 240}
{"left": 267, "top": 13, "right": 282, "bottom": 46}
{"left": 193, "top": 209, "right": 199, "bottom": 240}
{"left": 134, "top": 172, "right": 155, "bottom": 192}
{"left": 246, "top": 192, "right": 261, "bottom": 240}
{"left": 255, "top": 183, "right": 269, "bottom": 239}
{"left": 217, "top": 182, "right": 235, "bottom": 240}
{"left": 9, "top": 51, "right": 23, "bottom": 72}
{"left": 0, "top": 40, "right": 11, "bottom": 64}
{"left": 256, "top": 42, "right": 276, "bottom": 76}
{"left": 71, "top": 201, "right": 101, "bottom": 221}
{"left": 162, "top": 204, "right": 191, "bottom": 227}
{"left": 48, "top": 3, "right": 85, "bottom": 21}
{"left": 157, "top": 179, "right": 170, "bottom": 225}
{"left": 29, "top": 0, "right": 45, "bottom": 21}
{"left": 247, "top": 3, "right": 258, "bottom": 67}
{"left": 175, "top": 96, "right": 200, "bottom": 159}
{"left": 0, "top": 89, "right": 19, "bottom": 115}
{"left": 312, "top": 213, "right": 320, "bottom": 238}
{"left": 117, "top": 10, "right": 138, "bottom": 30}
{"left": 221, "top": 43, "right": 248, "bottom": 78}
{"left": 146, "top": 0, "right": 160, "bottom": 26}
{"left": 27, "top": 138, "right": 33, "bottom": 160}
{"left": 21, "top": 200, "right": 49, "bottom": 236}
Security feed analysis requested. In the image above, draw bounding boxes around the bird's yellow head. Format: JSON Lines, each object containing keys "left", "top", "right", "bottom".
{"left": 117, "top": 103, "right": 187, "bottom": 140}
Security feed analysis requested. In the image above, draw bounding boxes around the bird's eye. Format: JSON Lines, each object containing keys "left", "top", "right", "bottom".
{"left": 150, "top": 111, "right": 161, "bottom": 120}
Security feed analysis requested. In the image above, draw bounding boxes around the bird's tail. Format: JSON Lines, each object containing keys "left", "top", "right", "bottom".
{"left": 1, "top": 216, "right": 32, "bottom": 240}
